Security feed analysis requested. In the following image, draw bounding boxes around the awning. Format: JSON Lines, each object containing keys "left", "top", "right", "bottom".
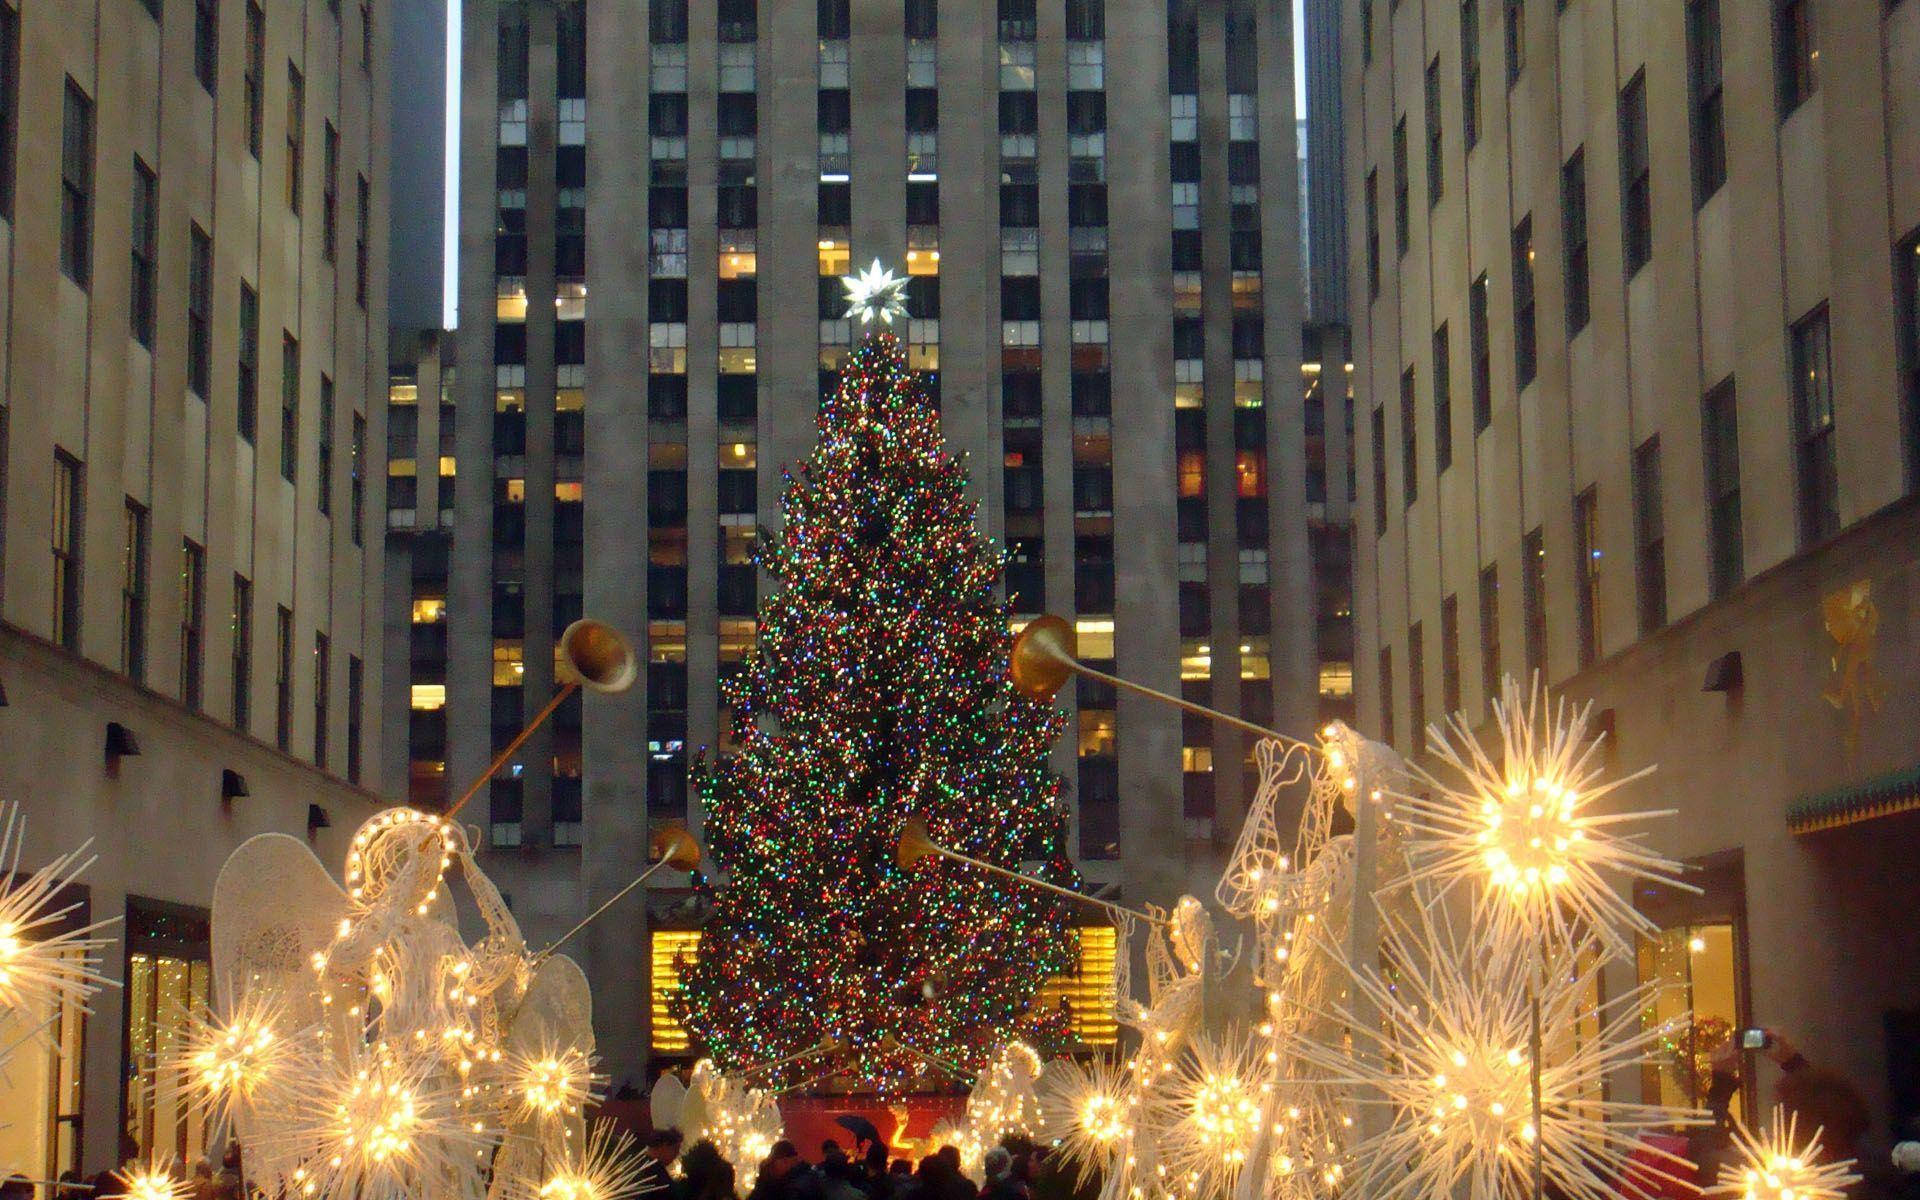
{"left": 1787, "top": 762, "right": 1920, "bottom": 834}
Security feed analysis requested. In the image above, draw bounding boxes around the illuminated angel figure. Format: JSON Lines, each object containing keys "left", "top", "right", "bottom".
{"left": 1038, "top": 1058, "right": 1136, "bottom": 1189}
{"left": 0, "top": 804, "right": 117, "bottom": 1017}
{"left": 1152, "top": 1031, "right": 1272, "bottom": 1199}
{"left": 1711, "top": 1108, "right": 1861, "bottom": 1200}
{"left": 1394, "top": 674, "right": 1687, "bottom": 956}
{"left": 527, "top": 1119, "right": 657, "bottom": 1200}
{"left": 1291, "top": 907, "right": 1699, "bottom": 1200}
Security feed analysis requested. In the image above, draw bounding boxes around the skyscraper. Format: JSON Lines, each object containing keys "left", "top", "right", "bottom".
{"left": 1350, "top": 0, "right": 1920, "bottom": 1128}
{"left": 401, "top": 0, "right": 1319, "bottom": 1081}
{"left": 0, "top": 0, "right": 389, "bottom": 1173}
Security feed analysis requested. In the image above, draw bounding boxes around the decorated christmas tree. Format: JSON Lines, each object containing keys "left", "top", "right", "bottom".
{"left": 674, "top": 263, "right": 1075, "bottom": 1092}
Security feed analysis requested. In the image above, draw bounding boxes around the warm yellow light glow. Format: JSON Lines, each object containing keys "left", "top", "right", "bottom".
{"left": 116, "top": 1164, "right": 191, "bottom": 1200}
{"left": 1713, "top": 1108, "right": 1861, "bottom": 1200}
{"left": 651, "top": 930, "right": 701, "bottom": 1053}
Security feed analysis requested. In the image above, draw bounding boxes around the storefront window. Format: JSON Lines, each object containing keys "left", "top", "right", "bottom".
{"left": 1636, "top": 856, "right": 1747, "bottom": 1118}
{"left": 123, "top": 900, "right": 213, "bottom": 1165}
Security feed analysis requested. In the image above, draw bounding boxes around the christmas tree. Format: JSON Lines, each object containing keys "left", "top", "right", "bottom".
{"left": 674, "top": 264, "right": 1076, "bottom": 1092}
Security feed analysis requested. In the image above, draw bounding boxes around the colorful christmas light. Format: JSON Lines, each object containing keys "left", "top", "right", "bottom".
{"left": 674, "top": 328, "right": 1075, "bottom": 1091}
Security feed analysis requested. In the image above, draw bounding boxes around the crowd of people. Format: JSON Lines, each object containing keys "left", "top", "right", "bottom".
{"left": 644, "top": 1129, "right": 1082, "bottom": 1200}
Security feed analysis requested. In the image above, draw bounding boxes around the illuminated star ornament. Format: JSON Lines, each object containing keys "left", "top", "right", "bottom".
{"left": 842, "top": 258, "right": 911, "bottom": 325}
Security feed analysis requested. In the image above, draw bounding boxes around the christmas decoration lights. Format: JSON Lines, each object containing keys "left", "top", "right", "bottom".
{"left": 1712, "top": 1108, "right": 1861, "bottom": 1200}
{"left": 1394, "top": 675, "right": 1687, "bottom": 956}
{"left": 675, "top": 326, "right": 1074, "bottom": 1090}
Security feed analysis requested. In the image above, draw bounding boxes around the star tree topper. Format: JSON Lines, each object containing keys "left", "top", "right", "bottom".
{"left": 842, "top": 258, "right": 911, "bottom": 325}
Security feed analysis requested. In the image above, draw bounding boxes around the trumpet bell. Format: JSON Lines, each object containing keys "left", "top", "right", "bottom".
{"left": 559, "top": 619, "right": 638, "bottom": 694}
{"left": 897, "top": 818, "right": 941, "bottom": 871}
{"left": 649, "top": 820, "right": 703, "bottom": 872}
{"left": 1009, "top": 614, "right": 1077, "bottom": 701}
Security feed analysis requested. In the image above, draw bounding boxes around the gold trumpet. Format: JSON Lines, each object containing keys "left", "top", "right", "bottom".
{"left": 541, "top": 817, "right": 702, "bottom": 957}
{"left": 1010, "top": 613, "right": 1309, "bottom": 750}
{"left": 897, "top": 817, "right": 1161, "bottom": 924}
{"left": 446, "top": 618, "right": 638, "bottom": 819}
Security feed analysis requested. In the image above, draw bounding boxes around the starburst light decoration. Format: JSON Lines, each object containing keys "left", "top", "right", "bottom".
{"left": 182, "top": 988, "right": 309, "bottom": 1129}
{"left": 0, "top": 804, "right": 117, "bottom": 1016}
{"left": 1039, "top": 1059, "right": 1136, "bottom": 1187}
{"left": 510, "top": 1042, "right": 602, "bottom": 1122}
{"left": 841, "top": 258, "right": 911, "bottom": 325}
{"left": 1292, "top": 906, "right": 1698, "bottom": 1200}
{"left": 115, "top": 1163, "right": 193, "bottom": 1200}
{"left": 1712, "top": 1108, "right": 1861, "bottom": 1200}
{"left": 1394, "top": 674, "right": 1687, "bottom": 955}
{"left": 529, "top": 1120, "right": 657, "bottom": 1200}
{"left": 1154, "top": 1031, "right": 1271, "bottom": 1199}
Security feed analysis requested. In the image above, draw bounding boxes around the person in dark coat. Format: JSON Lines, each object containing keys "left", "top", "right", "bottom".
{"left": 639, "top": 1129, "right": 685, "bottom": 1198}
{"left": 748, "top": 1141, "right": 825, "bottom": 1200}
{"left": 678, "top": 1139, "right": 736, "bottom": 1200}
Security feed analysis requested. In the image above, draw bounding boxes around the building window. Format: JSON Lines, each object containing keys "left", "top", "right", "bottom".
{"left": 361, "top": 2, "right": 374, "bottom": 71}
{"left": 181, "top": 540, "right": 206, "bottom": 709}
{"left": 275, "top": 605, "right": 293, "bottom": 751}
{"left": 1573, "top": 487, "right": 1601, "bottom": 667}
{"left": 1461, "top": 0, "right": 1481, "bottom": 148}
{"left": 1392, "top": 118, "right": 1409, "bottom": 257}
{"left": 1504, "top": 0, "right": 1524, "bottom": 84}
{"left": 1425, "top": 57, "right": 1444, "bottom": 207}
{"left": 123, "top": 499, "right": 150, "bottom": 682}
{"left": 1433, "top": 324, "right": 1453, "bottom": 473}
{"left": 1522, "top": 526, "right": 1545, "bottom": 678}
{"left": 1790, "top": 305, "right": 1838, "bottom": 546}
{"left": 1470, "top": 272, "right": 1491, "bottom": 431}
{"left": 1899, "top": 230, "right": 1920, "bottom": 495}
{"left": 1361, "top": 0, "right": 1373, "bottom": 65}
{"left": 1440, "top": 594, "right": 1461, "bottom": 716}
{"left": 317, "top": 376, "right": 334, "bottom": 515}
{"left": 1632, "top": 436, "right": 1667, "bottom": 634}
{"left": 51, "top": 451, "right": 83, "bottom": 651}
{"left": 286, "top": 65, "right": 304, "bottom": 212}
{"left": 243, "top": 2, "right": 264, "bottom": 157}
{"left": 194, "top": 0, "right": 218, "bottom": 93}
{"left": 1619, "top": 70, "right": 1651, "bottom": 276}
{"left": 0, "top": 5, "right": 15, "bottom": 221}
{"left": 232, "top": 575, "right": 252, "bottom": 730}
{"left": 237, "top": 284, "right": 258, "bottom": 441}
{"left": 129, "top": 158, "right": 158, "bottom": 347}
{"left": 1377, "top": 646, "right": 1394, "bottom": 749}
{"left": 346, "top": 655, "right": 364, "bottom": 784}
{"left": 1478, "top": 564, "right": 1500, "bottom": 704}
{"left": 1512, "top": 215, "right": 1536, "bottom": 389}
{"left": 355, "top": 174, "right": 370, "bottom": 307}
{"left": 1364, "top": 170, "right": 1380, "bottom": 299}
{"left": 1686, "top": 0, "right": 1727, "bottom": 205}
{"left": 1702, "top": 378, "right": 1742, "bottom": 598}
{"left": 1371, "top": 404, "right": 1388, "bottom": 535}
{"left": 60, "top": 78, "right": 93, "bottom": 287}
{"left": 313, "top": 633, "right": 329, "bottom": 769}
{"left": 1635, "top": 862, "right": 1750, "bottom": 1120}
{"left": 351, "top": 413, "right": 366, "bottom": 546}
{"left": 1775, "top": 0, "right": 1816, "bottom": 116}
{"left": 1407, "top": 622, "right": 1427, "bottom": 754}
{"left": 322, "top": 122, "right": 339, "bottom": 261}
{"left": 281, "top": 334, "right": 300, "bottom": 482}
{"left": 1562, "top": 149, "right": 1589, "bottom": 336}
{"left": 1400, "top": 367, "right": 1418, "bottom": 508}
{"left": 188, "top": 225, "right": 212, "bottom": 397}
